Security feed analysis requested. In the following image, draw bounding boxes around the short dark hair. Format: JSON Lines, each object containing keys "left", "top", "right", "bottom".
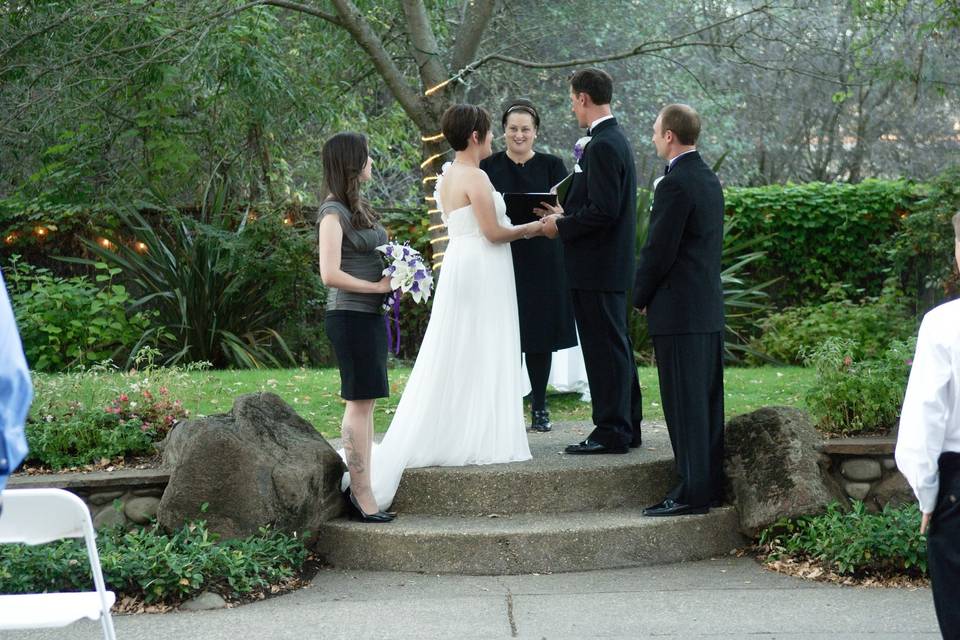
{"left": 501, "top": 99, "right": 540, "bottom": 130}
{"left": 658, "top": 104, "right": 701, "bottom": 146}
{"left": 953, "top": 211, "right": 960, "bottom": 242}
{"left": 441, "top": 104, "right": 492, "bottom": 151}
{"left": 569, "top": 68, "right": 613, "bottom": 106}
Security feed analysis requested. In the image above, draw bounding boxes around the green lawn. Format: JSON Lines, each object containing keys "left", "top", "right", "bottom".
{"left": 32, "top": 366, "right": 816, "bottom": 440}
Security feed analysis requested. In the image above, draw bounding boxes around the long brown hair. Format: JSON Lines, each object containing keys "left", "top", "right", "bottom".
{"left": 321, "top": 132, "right": 379, "bottom": 229}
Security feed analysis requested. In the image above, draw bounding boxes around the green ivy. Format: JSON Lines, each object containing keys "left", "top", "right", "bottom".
{"left": 0, "top": 520, "right": 308, "bottom": 604}
{"left": 759, "top": 501, "right": 927, "bottom": 577}
{"left": 725, "top": 179, "right": 917, "bottom": 307}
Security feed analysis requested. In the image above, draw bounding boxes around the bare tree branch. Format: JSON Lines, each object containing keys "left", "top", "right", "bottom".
{"left": 455, "top": 3, "right": 773, "bottom": 73}
{"left": 328, "top": 0, "right": 434, "bottom": 131}
{"left": 449, "top": 0, "right": 496, "bottom": 73}
{"left": 400, "top": 0, "right": 448, "bottom": 90}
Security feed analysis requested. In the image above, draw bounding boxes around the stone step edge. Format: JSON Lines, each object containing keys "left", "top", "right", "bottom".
{"left": 314, "top": 507, "right": 745, "bottom": 575}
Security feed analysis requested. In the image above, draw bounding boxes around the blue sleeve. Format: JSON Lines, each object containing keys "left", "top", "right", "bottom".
{"left": 0, "top": 268, "right": 32, "bottom": 489}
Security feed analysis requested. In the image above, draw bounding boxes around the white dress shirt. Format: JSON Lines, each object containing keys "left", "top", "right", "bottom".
{"left": 896, "top": 298, "right": 960, "bottom": 513}
{"left": 588, "top": 114, "right": 615, "bottom": 133}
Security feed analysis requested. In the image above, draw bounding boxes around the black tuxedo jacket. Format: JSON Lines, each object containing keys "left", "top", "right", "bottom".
{"left": 633, "top": 151, "right": 724, "bottom": 336}
{"left": 556, "top": 118, "right": 637, "bottom": 292}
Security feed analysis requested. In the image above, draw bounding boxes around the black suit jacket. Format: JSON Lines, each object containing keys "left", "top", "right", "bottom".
{"left": 556, "top": 118, "right": 637, "bottom": 292}
{"left": 633, "top": 151, "right": 724, "bottom": 336}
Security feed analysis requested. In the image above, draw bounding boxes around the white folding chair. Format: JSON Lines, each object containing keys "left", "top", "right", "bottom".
{"left": 0, "top": 488, "right": 117, "bottom": 639}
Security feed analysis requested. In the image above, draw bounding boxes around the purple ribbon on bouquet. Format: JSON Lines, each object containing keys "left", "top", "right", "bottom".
{"left": 384, "top": 290, "right": 402, "bottom": 354}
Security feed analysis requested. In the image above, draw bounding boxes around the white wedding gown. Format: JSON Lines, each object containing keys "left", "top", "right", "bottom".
{"left": 341, "top": 164, "right": 532, "bottom": 509}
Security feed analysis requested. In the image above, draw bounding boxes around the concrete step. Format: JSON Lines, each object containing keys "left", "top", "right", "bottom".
{"left": 315, "top": 506, "right": 745, "bottom": 575}
{"left": 388, "top": 423, "right": 678, "bottom": 516}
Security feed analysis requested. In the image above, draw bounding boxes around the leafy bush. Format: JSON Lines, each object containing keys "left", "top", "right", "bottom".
{"left": 803, "top": 337, "right": 915, "bottom": 435}
{"left": 73, "top": 206, "right": 306, "bottom": 369}
{"left": 25, "top": 350, "right": 193, "bottom": 469}
{"left": 0, "top": 519, "right": 308, "bottom": 604}
{"left": 725, "top": 179, "right": 916, "bottom": 307}
{"left": 759, "top": 501, "right": 927, "bottom": 577}
{"left": 752, "top": 278, "right": 917, "bottom": 364}
{"left": 5, "top": 256, "right": 154, "bottom": 372}
{"left": 25, "top": 408, "right": 157, "bottom": 470}
{"left": 885, "top": 165, "right": 960, "bottom": 313}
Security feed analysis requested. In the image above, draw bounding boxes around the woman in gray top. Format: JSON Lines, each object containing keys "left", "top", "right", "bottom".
{"left": 317, "top": 132, "right": 394, "bottom": 523}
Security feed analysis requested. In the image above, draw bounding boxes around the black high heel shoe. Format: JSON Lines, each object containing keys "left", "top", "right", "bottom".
{"left": 345, "top": 489, "right": 396, "bottom": 523}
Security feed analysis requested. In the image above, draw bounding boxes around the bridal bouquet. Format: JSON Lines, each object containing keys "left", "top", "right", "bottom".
{"left": 377, "top": 242, "right": 434, "bottom": 353}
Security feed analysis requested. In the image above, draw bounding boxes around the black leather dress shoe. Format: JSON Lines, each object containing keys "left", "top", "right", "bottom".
{"left": 530, "top": 409, "right": 552, "bottom": 433}
{"left": 564, "top": 438, "right": 629, "bottom": 455}
{"left": 642, "top": 498, "right": 709, "bottom": 517}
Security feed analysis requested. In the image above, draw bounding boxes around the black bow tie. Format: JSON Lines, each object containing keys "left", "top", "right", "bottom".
{"left": 586, "top": 128, "right": 592, "bottom": 136}
{"left": 663, "top": 163, "right": 671, "bottom": 176}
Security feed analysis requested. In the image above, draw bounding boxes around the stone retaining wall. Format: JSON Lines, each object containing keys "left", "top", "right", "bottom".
{"left": 818, "top": 437, "right": 913, "bottom": 509}
{"left": 7, "top": 469, "right": 169, "bottom": 529}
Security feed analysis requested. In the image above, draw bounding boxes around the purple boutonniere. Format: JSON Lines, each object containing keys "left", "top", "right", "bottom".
{"left": 572, "top": 135, "right": 592, "bottom": 172}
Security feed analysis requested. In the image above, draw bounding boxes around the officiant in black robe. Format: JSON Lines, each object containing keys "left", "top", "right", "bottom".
{"left": 481, "top": 99, "right": 577, "bottom": 432}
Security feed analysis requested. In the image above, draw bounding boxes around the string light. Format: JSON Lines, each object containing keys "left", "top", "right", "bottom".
{"left": 4, "top": 232, "right": 17, "bottom": 245}
{"left": 134, "top": 241, "right": 148, "bottom": 254}
{"left": 283, "top": 217, "right": 292, "bottom": 225}
{"left": 428, "top": 224, "right": 445, "bottom": 231}
{"left": 427, "top": 208, "right": 441, "bottom": 215}
{"left": 420, "top": 152, "right": 448, "bottom": 169}
{"left": 97, "top": 237, "right": 114, "bottom": 250}
{"left": 421, "top": 132, "right": 445, "bottom": 142}
{"left": 429, "top": 236, "right": 449, "bottom": 245}
{"left": 424, "top": 78, "right": 453, "bottom": 96}
{"left": 422, "top": 176, "right": 438, "bottom": 185}
{"left": 425, "top": 196, "right": 436, "bottom": 203}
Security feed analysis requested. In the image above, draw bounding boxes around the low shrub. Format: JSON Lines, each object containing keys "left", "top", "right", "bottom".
{"left": 759, "top": 501, "right": 927, "bottom": 577}
{"left": 803, "top": 337, "right": 915, "bottom": 436}
{"left": 25, "top": 350, "right": 193, "bottom": 469}
{"left": 0, "top": 519, "right": 308, "bottom": 604}
{"left": 5, "top": 256, "right": 154, "bottom": 372}
{"left": 751, "top": 279, "right": 917, "bottom": 365}
{"left": 25, "top": 408, "right": 157, "bottom": 470}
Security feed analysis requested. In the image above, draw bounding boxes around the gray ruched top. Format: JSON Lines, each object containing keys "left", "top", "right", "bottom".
{"left": 320, "top": 200, "right": 388, "bottom": 313}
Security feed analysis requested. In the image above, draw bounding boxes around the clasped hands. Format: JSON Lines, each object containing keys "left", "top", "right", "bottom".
{"left": 532, "top": 200, "right": 563, "bottom": 239}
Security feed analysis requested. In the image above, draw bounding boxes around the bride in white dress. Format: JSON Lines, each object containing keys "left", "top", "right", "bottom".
{"left": 341, "top": 104, "right": 546, "bottom": 510}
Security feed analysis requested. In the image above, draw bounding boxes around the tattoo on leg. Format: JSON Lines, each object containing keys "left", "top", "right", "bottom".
{"left": 343, "top": 428, "right": 366, "bottom": 475}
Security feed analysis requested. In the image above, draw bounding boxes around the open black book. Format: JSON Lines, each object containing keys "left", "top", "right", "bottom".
{"left": 502, "top": 192, "right": 558, "bottom": 224}
{"left": 552, "top": 172, "right": 574, "bottom": 204}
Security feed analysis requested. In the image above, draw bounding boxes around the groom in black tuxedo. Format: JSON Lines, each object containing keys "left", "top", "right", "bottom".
{"left": 634, "top": 104, "right": 725, "bottom": 516}
{"left": 540, "top": 68, "right": 642, "bottom": 455}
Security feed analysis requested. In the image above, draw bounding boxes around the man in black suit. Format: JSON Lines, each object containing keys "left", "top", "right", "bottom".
{"left": 634, "top": 104, "right": 725, "bottom": 516}
{"left": 540, "top": 68, "right": 642, "bottom": 455}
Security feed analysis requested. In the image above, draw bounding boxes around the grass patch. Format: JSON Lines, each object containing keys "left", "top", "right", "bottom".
{"left": 31, "top": 365, "right": 815, "bottom": 440}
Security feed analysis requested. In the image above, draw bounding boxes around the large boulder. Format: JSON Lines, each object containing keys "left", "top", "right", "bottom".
{"left": 158, "top": 392, "right": 344, "bottom": 539}
{"left": 724, "top": 406, "right": 840, "bottom": 536}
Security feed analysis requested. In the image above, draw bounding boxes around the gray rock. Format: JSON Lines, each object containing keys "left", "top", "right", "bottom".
{"left": 869, "top": 471, "right": 914, "bottom": 509}
{"left": 93, "top": 504, "right": 127, "bottom": 529}
{"left": 132, "top": 487, "right": 164, "bottom": 497}
{"left": 881, "top": 458, "right": 898, "bottom": 471}
{"left": 841, "top": 458, "right": 882, "bottom": 482}
{"left": 158, "top": 392, "right": 345, "bottom": 539}
{"left": 844, "top": 482, "right": 872, "bottom": 501}
{"left": 124, "top": 496, "right": 160, "bottom": 524}
{"left": 88, "top": 491, "right": 124, "bottom": 506}
{"left": 179, "top": 591, "right": 226, "bottom": 611}
{"left": 724, "top": 407, "right": 840, "bottom": 536}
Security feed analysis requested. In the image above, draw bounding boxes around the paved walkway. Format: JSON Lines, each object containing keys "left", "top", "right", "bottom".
{"left": 6, "top": 557, "right": 940, "bottom": 639}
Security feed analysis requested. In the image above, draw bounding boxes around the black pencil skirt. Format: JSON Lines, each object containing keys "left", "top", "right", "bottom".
{"left": 325, "top": 310, "right": 389, "bottom": 400}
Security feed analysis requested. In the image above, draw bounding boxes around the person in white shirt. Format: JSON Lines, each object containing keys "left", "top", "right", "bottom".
{"left": 0, "top": 267, "right": 32, "bottom": 515}
{"left": 895, "top": 211, "right": 960, "bottom": 640}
